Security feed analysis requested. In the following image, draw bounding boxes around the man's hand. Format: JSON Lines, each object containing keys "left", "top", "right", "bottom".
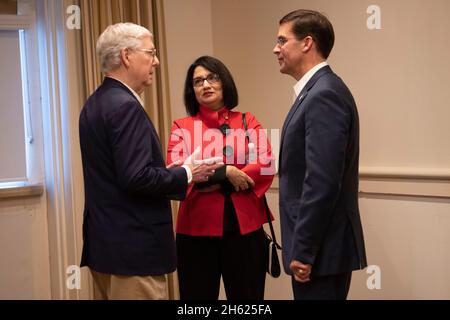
{"left": 290, "top": 260, "right": 312, "bottom": 283}
{"left": 190, "top": 163, "right": 223, "bottom": 183}
{"left": 226, "top": 166, "right": 255, "bottom": 191}
{"left": 166, "top": 160, "right": 181, "bottom": 169}
{"left": 183, "top": 146, "right": 222, "bottom": 166}
{"left": 183, "top": 146, "right": 224, "bottom": 183}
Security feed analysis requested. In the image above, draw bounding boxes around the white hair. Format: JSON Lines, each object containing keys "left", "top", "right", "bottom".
{"left": 96, "top": 22, "right": 153, "bottom": 73}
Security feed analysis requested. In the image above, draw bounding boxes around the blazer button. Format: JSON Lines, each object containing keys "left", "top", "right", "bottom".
{"left": 223, "top": 145, "right": 234, "bottom": 157}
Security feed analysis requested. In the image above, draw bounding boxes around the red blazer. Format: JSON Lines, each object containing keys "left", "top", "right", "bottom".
{"left": 167, "top": 106, "right": 276, "bottom": 236}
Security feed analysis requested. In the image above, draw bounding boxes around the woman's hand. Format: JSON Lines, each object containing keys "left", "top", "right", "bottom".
{"left": 226, "top": 166, "right": 255, "bottom": 192}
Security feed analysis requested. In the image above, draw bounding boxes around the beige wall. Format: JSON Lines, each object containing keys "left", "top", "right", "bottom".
{"left": 211, "top": 0, "right": 450, "bottom": 171}
{"left": 352, "top": 195, "right": 450, "bottom": 299}
{"left": 165, "top": 0, "right": 450, "bottom": 299}
{"left": 0, "top": 197, "right": 51, "bottom": 299}
{"left": 164, "top": 0, "right": 214, "bottom": 121}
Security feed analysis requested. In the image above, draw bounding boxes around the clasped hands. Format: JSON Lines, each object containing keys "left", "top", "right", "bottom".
{"left": 198, "top": 166, "right": 255, "bottom": 193}
{"left": 225, "top": 165, "right": 254, "bottom": 192}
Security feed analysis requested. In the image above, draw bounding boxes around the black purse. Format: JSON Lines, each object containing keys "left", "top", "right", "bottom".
{"left": 242, "top": 113, "right": 282, "bottom": 278}
{"left": 263, "top": 197, "right": 282, "bottom": 278}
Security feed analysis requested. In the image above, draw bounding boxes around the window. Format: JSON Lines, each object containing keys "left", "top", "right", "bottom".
{"left": 0, "top": 0, "right": 43, "bottom": 188}
{"left": 0, "top": 30, "right": 27, "bottom": 184}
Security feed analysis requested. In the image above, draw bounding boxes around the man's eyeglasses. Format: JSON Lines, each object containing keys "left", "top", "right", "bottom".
{"left": 193, "top": 73, "right": 220, "bottom": 87}
{"left": 276, "top": 36, "right": 298, "bottom": 47}
{"left": 135, "top": 48, "right": 157, "bottom": 58}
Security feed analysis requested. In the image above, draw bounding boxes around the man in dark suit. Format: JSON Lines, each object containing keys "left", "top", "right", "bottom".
{"left": 79, "top": 23, "right": 222, "bottom": 299}
{"left": 274, "top": 10, "right": 367, "bottom": 300}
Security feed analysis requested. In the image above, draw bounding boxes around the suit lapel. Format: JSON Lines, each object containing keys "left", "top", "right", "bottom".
{"left": 279, "top": 66, "right": 333, "bottom": 147}
{"left": 280, "top": 93, "right": 306, "bottom": 146}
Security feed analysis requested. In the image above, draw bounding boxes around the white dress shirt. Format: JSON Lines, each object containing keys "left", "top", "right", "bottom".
{"left": 293, "top": 61, "right": 329, "bottom": 100}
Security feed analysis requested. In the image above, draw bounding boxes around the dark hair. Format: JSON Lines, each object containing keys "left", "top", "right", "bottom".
{"left": 280, "top": 9, "right": 335, "bottom": 59}
{"left": 184, "top": 56, "right": 238, "bottom": 116}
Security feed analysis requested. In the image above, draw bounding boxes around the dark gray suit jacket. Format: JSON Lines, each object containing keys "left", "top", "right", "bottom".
{"left": 79, "top": 77, "right": 187, "bottom": 276}
{"left": 279, "top": 66, "right": 367, "bottom": 276}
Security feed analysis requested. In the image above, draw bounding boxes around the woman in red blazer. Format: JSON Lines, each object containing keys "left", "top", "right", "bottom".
{"left": 167, "top": 56, "right": 276, "bottom": 300}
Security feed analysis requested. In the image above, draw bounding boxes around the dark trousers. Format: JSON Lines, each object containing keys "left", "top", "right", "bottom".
{"left": 291, "top": 272, "right": 352, "bottom": 300}
{"left": 176, "top": 228, "right": 267, "bottom": 300}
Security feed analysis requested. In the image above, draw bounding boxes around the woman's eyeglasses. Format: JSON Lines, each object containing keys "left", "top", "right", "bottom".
{"left": 193, "top": 73, "right": 220, "bottom": 87}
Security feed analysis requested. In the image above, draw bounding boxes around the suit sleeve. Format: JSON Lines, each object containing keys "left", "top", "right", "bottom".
{"left": 167, "top": 120, "right": 195, "bottom": 197}
{"left": 240, "top": 113, "right": 276, "bottom": 198}
{"left": 291, "top": 89, "right": 351, "bottom": 265}
{"left": 108, "top": 101, "right": 187, "bottom": 197}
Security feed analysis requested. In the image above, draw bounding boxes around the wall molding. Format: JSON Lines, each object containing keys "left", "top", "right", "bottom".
{"left": 268, "top": 166, "right": 450, "bottom": 199}
{"left": 359, "top": 166, "right": 450, "bottom": 181}
{"left": 358, "top": 191, "right": 450, "bottom": 201}
{"left": 360, "top": 167, "right": 450, "bottom": 199}
{"left": 0, "top": 184, "right": 44, "bottom": 200}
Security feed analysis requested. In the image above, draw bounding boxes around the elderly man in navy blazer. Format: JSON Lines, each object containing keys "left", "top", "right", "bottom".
{"left": 79, "top": 23, "right": 221, "bottom": 300}
{"left": 274, "top": 10, "right": 367, "bottom": 300}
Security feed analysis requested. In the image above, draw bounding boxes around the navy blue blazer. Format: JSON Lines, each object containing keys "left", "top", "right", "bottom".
{"left": 79, "top": 77, "right": 187, "bottom": 276}
{"left": 279, "top": 66, "right": 367, "bottom": 276}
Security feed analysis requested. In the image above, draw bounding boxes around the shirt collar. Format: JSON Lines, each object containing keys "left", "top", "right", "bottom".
{"left": 106, "top": 76, "right": 145, "bottom": 107}
{"left": 198, "top": 105, "right": 229, "bottom": 127}
{"left": 293, "top": 61, "right": 329, "bottom": 99}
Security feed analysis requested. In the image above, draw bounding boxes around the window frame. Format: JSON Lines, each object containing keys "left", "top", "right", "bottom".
{"left": 0, "top": 0, "right": 44, "bottom": 196}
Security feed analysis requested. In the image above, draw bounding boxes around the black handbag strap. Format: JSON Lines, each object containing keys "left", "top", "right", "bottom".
{"left": 242, "top": 113, "right": 281, "bottom": 250}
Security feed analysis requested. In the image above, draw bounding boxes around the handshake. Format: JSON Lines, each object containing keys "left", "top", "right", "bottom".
{"left": 168, "top": 146, "right": 224, "bottom": 184}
